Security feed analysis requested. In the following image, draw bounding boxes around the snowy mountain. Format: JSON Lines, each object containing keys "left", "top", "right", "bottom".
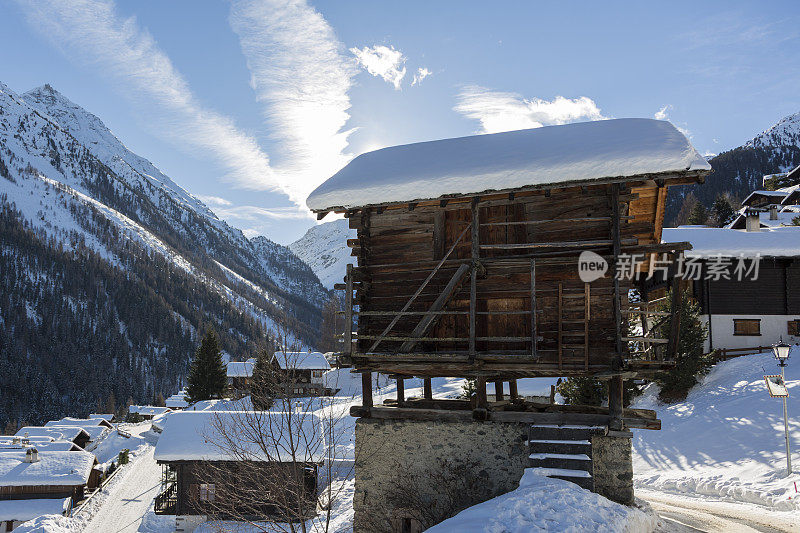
{"left": 289, "top": 218, "right": 354, "bottom": 289}
{"left": 666, "top": 110, "right": 800, "bottom": 224}
{"left": 0, "top": 81, "right": 328, "bottom": 425}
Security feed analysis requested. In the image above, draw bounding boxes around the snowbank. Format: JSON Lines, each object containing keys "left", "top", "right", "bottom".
{"left": 426, "top": 469, "right": 657, "bottom": 533}
{"left": 632, "top": 351, "right": 800, "bottom": 510}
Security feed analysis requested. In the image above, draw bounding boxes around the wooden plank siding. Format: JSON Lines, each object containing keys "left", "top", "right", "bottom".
{"left": 343, "top": 179, "right": 684, "bottom": 378}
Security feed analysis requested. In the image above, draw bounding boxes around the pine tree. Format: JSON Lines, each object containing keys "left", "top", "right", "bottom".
{"left": 186, "top": 329, "right": 228, "bottom": 402}
{"left": 251, "top": 349, "right": 277, "bottom": 410}
{"left": 673, "top": 192, "right": 699, "bottom": 226}
{"left": 710, "top": 194, "right": 736, "bottom": 227}
{"left": 687, "top": 201, "right": 709, "bottom": 225}
{"left": 318, "top": 294, "right": 342, "bottom": 353}
{"left": 653, "top": 288, "right": 712, "bottom": 402}
{"left": 104, "top": 392, "right": 116, "bottom": 415}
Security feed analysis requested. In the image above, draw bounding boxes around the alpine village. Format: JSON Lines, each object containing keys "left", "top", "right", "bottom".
{"left": 1, "top": 2, "right": 799, "bottom": 532}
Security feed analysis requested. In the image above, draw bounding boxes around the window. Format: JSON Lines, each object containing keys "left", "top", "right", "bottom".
{"left": 788, "top": 320, "right": 800, "bottom": 336}
{"left": 199, "top": 483, "right": 215, "bottom": 502}
{"left": 733, "top": 319, "right": 761, "bottom": 336}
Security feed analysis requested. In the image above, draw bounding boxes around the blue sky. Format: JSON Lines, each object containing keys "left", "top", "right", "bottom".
{"left": 1, "top": 0, "right": 799, "bottom": 244}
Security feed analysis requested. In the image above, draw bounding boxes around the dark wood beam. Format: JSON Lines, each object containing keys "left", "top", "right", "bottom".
{"left": 494, "top": 380, "right": 504, "bottom": 401}
{"left": 423, "top": 378, "right": 433, "bottom": 400}
{"left": 361, "top": 372, "right": 373, "bottom": 408}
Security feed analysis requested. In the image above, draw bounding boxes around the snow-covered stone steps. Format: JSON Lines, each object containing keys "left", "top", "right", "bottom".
{"left": 527, "top": 467, "right": 593, "bottom": 490}
{"left": 528, "top": 452, "right": 591, "bottom": 471}
{"left": 528, "top": 439, "right": 591, "bottom": 455}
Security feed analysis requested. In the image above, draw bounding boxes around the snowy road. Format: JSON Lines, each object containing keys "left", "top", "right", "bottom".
{"left": 82, "top": 446, "right": 162, "bottom": 533}
{"left": 639, "top": 489, "right": 799, "bottom": 533}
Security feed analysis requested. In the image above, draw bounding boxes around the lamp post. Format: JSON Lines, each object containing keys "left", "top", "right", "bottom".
{"left": 772, "top": 340, "right": 792, "bottom": 476}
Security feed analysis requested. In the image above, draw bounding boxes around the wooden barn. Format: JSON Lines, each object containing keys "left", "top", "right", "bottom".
{"left": 153, "top": 411, "right": 322, "bottom": 520}
{"left": 307, "top": 119, "right": 712, "bottom": 529}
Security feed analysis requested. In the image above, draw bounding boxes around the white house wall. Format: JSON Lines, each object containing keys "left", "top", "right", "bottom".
{"left": 703, "top": 314, "right": 800, "bottom": 352}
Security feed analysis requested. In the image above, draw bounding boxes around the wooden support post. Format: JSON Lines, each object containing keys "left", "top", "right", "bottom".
{"left": 666, "top": 253, "right": 682, "bottom": 361}
{"left": 494, "top": 380, "right": 504, "bottom": 401}
{"left": 530, "top": 259, "right": 537, "bottom": 359}
{"left": 344, "top": 263, "right": 354, "bottom": 355}
{"left": 361, "top": 372, "right": 373, "bottom": 409}
{"left": 396, "top": 377, "right": 405, "bottom": 404}
{"left": 557, "top": 283, "right": 563, "bottom": 370}
{"left": 609, "top": 375, "right": 624, "bottom": 430}
{"left": 509, "top": 380, "right": 519, "bottom": 400}
{"left": 475, "top": 377, "right": 488, "bottom": 409}
{"left": 584, "top": 283, "right": 590, "bottom": 371}
{"left": 611, "top": 184, "right": 624, "bottom": 364}
{"left": 423, "top": 378, "right": 433, "bottom": 400}
{"left": 469, "top": 197, "right": 480, "bottom": 359}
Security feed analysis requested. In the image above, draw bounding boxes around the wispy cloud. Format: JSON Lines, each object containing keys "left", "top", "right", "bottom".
{"left": 412, "top": 67, "right": 432, "bottom": 86}
{"left": 229, "top": 0, "right": 355, "bottom": 208}
{"left": 14, "top": 0, "right": 277, "bottom": 192}
{"left": 350, "top": 45, "right": 407, "bottom": 90}
{"left": 454, "top": 85, "right": 606, "bottom": 134}
{"left": 214, "top": 204, "right": 311, "bottom": 221}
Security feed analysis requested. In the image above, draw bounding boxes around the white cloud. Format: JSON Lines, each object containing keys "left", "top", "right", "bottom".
{"left": 196, "top": 195, "right": 233, "bottom": 207}
{"left": 229, "top": 0, "right": 356, "bottom": 207}
{"left": 454, "top": 85, "right": 606, "bottom": 134}
{"left": 215, "top": 204, "right": 311, "bottom": 221}
{"left": 14, "top": 0, "right": 277, "bottom": 192}
{"left": 350, "top": 45, "right": 407, "bottom": 90}
{"left": 654, "top": 105, "right": 673, "bottom": 120}
{"left": 412, "top": 67, "right": 432, "bottom": 86}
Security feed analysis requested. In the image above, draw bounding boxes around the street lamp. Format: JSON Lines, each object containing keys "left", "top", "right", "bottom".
{"left": 772, "top": 339, "right": 792, "bottom": 476}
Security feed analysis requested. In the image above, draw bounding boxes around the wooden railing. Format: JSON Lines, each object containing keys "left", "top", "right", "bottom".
{"left": 154, "top": 481, "right": 177, "bottom": 515}
{"left": 715, "top": 346, "right": 772, "bottom": 361}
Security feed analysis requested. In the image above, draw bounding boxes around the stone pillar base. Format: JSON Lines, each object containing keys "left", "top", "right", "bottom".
{"left": 591, "top": 430, "right": 634, "bottom": 505}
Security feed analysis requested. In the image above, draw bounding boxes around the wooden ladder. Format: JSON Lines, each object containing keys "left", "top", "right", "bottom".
{"left": 557, "top": 282, "right": 591, "bottom": 371}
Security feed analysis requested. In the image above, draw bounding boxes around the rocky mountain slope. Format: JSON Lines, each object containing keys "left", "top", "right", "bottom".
{"left": 289, "top": 218, "right": 354, "bottom": 290}
{"left": 666, "top": 111, "right": 800, "bottom": 224}
{"left": 0, "top": 82, "right": 328, "bottom": 425}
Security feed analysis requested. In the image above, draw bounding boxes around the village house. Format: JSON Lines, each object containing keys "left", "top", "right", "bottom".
{"left": 45, "top": 417, "right": 113, "bottom": 430}
{"left": 127, "top": 406, "right": 172, "bottom": 420}
{"left": 0, "top": 437, "right": 83, "bottom": 452}
{"left": 226, "top": 358, "right": 255, "bottom": 392}
{"left": 306, "top": 118, "right": 711, "bottom": 531}
{"left": 0, "top": 449, "right": 98, "bottom": 531}
{"left": 661, "top": 213, "right": 800, "bottom": 353}
{"left": 165, "top": 389, "right": 189, "bottom": 410}
{"left": 15, "top": 427, "right": 91, "bottom": 451}
{"left": 153, "top": 410, "right": 322, "bottom": 520}
{"left": 270, "top": 351, "right": 333, "bottom": 397}
{"left": 88, "top": 414, "right": 114, "bottom": 423}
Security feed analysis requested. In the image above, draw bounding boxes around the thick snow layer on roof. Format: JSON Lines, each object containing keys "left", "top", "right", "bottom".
{"left": 128, "top": 406, "right": 171, "bottom": 416}
{"left": 0, "top": 450, "right": 95, "bottom": 486}
{"left": 0, "top": 440, "right": 80, "bottom": 452}
{"left": 0, "top": 497, "right": 70, "bottom": 522}
{"left": 226, "top": 360, "right": 255, "bottom": 378}
{"left": 307, "top": 118, "right": 710, "bottom": 211}
{"left": 46, "top": 417, "right": 106, "bottom": 428}
{"left": 165, "top": 394, "right": 189, "bottom": 409}
{"left": 88, "top": 414, "right": 113, "bottom": 421}
{"left": 273, "top": 351, "right": 331, "bottom": 370}
{"left": 16, "top": 427, "right": 88, "bottom": 442}
{"left": 154, "top": 411, "right": 324, "bottom": 462}
{"left": 426, "top": 469, "right": 656, "bottom": 533}
{"left": 662, "top": 225, "right": 800, "bottom": 257}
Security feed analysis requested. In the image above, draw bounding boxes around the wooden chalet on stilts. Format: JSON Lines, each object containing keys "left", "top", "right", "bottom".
{"left": 307, "top": 118, "right": 711, "bottom": 528}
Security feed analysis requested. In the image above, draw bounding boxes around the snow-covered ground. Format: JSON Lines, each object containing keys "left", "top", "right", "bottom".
{"left": 633, "top": 351, "right": 800, "bottom": 513}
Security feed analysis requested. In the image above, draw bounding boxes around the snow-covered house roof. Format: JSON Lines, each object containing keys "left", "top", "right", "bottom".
{"left": 728, "top": 206, "right": 800, "bottom": 229}
{"left": 165, "top": 392, "right": 189, "bottom": 409}
{"left": 15, "top": 426, "right": 90, "bottom": 443}
{"left": 0, "top": 439, "right": 82, "bottom": 452}
{"left": 154, "top": 410, "right": 324, "bottom": 463}
{"left": 0, "top": 450, "right": 95, "bottom": 487}
{"left": 272, "top": 351, "right": 331, "bottom": 371}
{"left": 741, "top": 189, "right": 788, "bottom": 207}
{"left": 306, "top": 118, "right": 710, "bottom": 211}
{"left": 0, "top": 497, "right": 71, "bottom": 522}
{"left": 226, "top": 360, "right": 255, "bottom": 378}
{"left": 128, "top": 405, "right": 171, "bottom": 416}
{"left": 662, "top": 225, "right": 800, "bottom": 258}
{"left": 88, "top": 414, "right": 113, "bottom": 422}
{"left": 45, "top": 417, "right": 113, "bottom": 429}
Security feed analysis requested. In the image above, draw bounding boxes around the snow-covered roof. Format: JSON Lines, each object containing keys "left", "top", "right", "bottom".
{"left": 0, "top": 497, "right": 71, "bottom": 522}
{"left": 16, "top": 426, "right": 89, "bottom": 442}
{"left": 88, "top": 414, "right": 113, "bottom": 422}
{"left": 662, "top": 225, "right": 800, "bottom": 258}
{"left": 307, "top": 118, "right": 710, "bottom": 211}
{"left": 226, "top": 360, "right": 255, "bottom": 378}
{"left": 46, "top": 417, "right": 112, "bottom": 429}
{"left": 0, "top": 450, "right": 95, "bottom": 487}
{"left": 741, "top": 189, "right": 788, "bottom": 206}
{"left": 165, "top": 394, "right": 189, "bottom": 409}
{"left": 128, "top": 405, "right": 171, "bottom": 416}
{"left": 154, "top": 410, "right": 324, "bottom": 463}
{"left": 0, "top": 439, "right": 81, "bottom": 452}
{"left": 272, "top": 351, "right": 331, "bottom": 370}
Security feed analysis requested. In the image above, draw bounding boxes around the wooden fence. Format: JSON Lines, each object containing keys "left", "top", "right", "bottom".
{"left": 714, "top": 346, "right": 773, "bottom": 361}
